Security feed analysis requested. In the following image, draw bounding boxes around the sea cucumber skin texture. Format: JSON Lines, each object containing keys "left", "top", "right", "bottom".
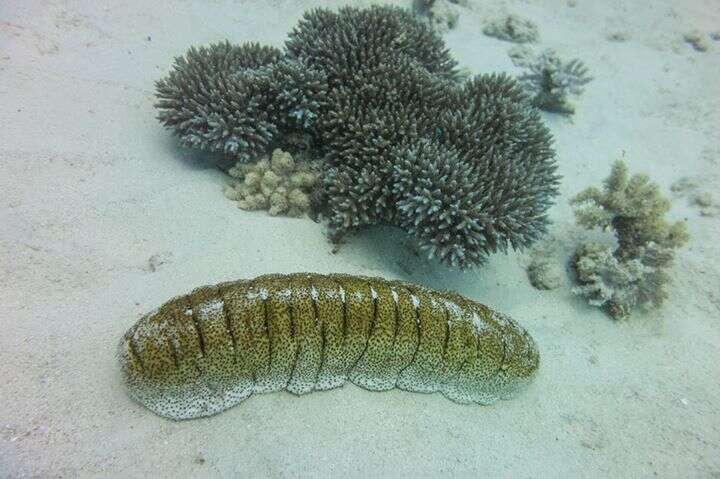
{"left": 119, "top": 273, "right": 539, "bottom": 420}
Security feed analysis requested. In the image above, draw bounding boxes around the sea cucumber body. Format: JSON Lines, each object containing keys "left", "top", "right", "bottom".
{"left": 119, "top": 273, "right": 539, "bottom": 419}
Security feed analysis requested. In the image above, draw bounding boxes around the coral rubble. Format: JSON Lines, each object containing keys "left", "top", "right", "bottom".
{"left": 413, "top": 0, "right": 463, "bottom": 33}
{"left": 526, "top": 237, "right": 565, "bottom": 290}
{"left": 570, "top": 160, "right": 689, "bottom": 319}
{"left": 683, "top": 31, "right": 709, "bottom": 52}
{"left": 143, "top": 252, "right": 174, "bottom": 273}
{"left": 528, "top": 259, "right": 563, "bottom": 290}
{"left": 155, "top": 6, "right": 560, "bottom": 269}
{"left": 671, "top": 176, "right": 719, "bottom": 217}
{"left": 483, "top": 14, "right": 540, "bottom": 43}
{"left": 515, "top": 49, "right": 592, "bottom": 115}
{"left": 224, "top": 149, "right": 317, "bottom": 217}
{"left": 605, "top": 31, "right": 630, "bottom": 42}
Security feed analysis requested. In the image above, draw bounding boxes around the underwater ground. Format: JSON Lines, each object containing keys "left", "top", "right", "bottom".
{"left": 1, "top": 0, "right": 719, "bottom": 477}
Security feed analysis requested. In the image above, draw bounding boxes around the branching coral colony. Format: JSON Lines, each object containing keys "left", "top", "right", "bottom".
{"left": 514, "top": 49, "right": 592, "bottom": 115}
{"left": 155, "top": 6, "right": 560, "bottom": 269}
{"left": 570, "top": 160, "right": 689, "bottom": 319}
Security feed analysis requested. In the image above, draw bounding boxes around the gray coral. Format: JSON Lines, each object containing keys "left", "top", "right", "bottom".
{"left": 316, "top": 70, "right": 558, "bottom": 268}
{"left": 257, "top": 59, "right": 328, "bottom": 131}
{"left": 570, "top": 160, "right": 689, "bottom": 319}
{"left": 516, "top": 49, "right": 592, "bottom": 115}
{"left": 155, "top": 6, "right": 560, "bottom": 269}
{"left": 392, "top": 140, "right": 490, "bottom": 268}
{"left": 155, "top": 42, "right": 283, "bottom": 161}
{"left": 285, "top": 6, "right": 460, "bottom": 84}
{"left": 155, "top": 43, "right": 328, "bottom": 162}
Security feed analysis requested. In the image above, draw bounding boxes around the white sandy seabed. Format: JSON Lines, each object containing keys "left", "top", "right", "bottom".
{"left": 1, "top": 0, "right": 719, "bottom": 477}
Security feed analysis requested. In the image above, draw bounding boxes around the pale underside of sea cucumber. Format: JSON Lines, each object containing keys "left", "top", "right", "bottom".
{"left": 118, "top": 273, "right": 540, "bottom": 420}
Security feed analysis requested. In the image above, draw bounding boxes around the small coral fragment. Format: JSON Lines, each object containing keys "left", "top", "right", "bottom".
{"left": 483, "top": 14, "right": 540, "bottom": 43}
{"left": 683, "top": 31, "right": 709, "bottom": 52}
{"left": 692, "top": 192, "right": 713, "bottom": 208}
{"left": 516, "top": 49, "right": 592, "bottom": 115}
{"left": 526, "top": 236, "right": 565, "bottom": 290}
{"left": 528, "top": 260, "right": 563, "bottom": 290}
{"left": 670, "top": 176, "right": 718, "bottom": 217}
{"left": 155, "top": 44, "right": 328, "bottom": 163}
{"left": 413, "top": 0, "right": 462, "bottom": 33}
{"left": 224, "top": 149, "right": 317, "bottom": 217}
{"left": 605, "top": 31, "right": 630, "bottom": 42}
{"left": 142, "top": 252, "right": 173, "bottom": 273}
{"left": 507, "top": 45, "right": 534, "bottom": 67}
{"left": 570, "top": 160, "right": 689, "bottom": 319}
{"left": 670, "top": 176, "right": 698, "bottom": 193}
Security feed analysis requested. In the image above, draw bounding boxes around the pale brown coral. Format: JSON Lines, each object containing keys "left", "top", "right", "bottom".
{"left": 570, "top": 160, "right": 689, "bottom": 319}
{"left": 223, "top": 149, "right": 318, "bottom": 217}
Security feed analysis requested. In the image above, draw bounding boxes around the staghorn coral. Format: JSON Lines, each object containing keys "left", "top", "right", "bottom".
{"left": 313, "top": 71, "right": 557, "bottom": 268}
{"left": 119, "top": 273, "right": 540, "bottom": 419}
{"left": 285, "top": 6, "right": 460, "bottom": 84}
{"left": 483, "top": 14, "right": 540, "bottom": 43}
{"left": 516, "top": 49, "right": 592, "bottom": 115}
{"left": 155, "top": 44, "right": 328, "bottom": 162}
{"left": 223, "top": 149, "right": 317, "bottom": 217}
{"left": 155, "top": 41, "right": 283, "bottom": 161}
{"left": 155, "top": 6, "right": 560, "bottom": 269}
{"left": 570, "top": 160, "right": 689, "bottom": 319}
{"left": 254, "top": 58, "right": 329, "bottom": 132}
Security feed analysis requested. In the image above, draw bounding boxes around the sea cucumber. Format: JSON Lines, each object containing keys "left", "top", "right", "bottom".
{"left": 118, "top": 273, "right": 539, "bottom": 419}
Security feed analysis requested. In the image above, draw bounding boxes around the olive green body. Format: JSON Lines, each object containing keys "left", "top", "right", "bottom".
{"left": 119, "top": 273, "right": 539, "bottom": 419}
